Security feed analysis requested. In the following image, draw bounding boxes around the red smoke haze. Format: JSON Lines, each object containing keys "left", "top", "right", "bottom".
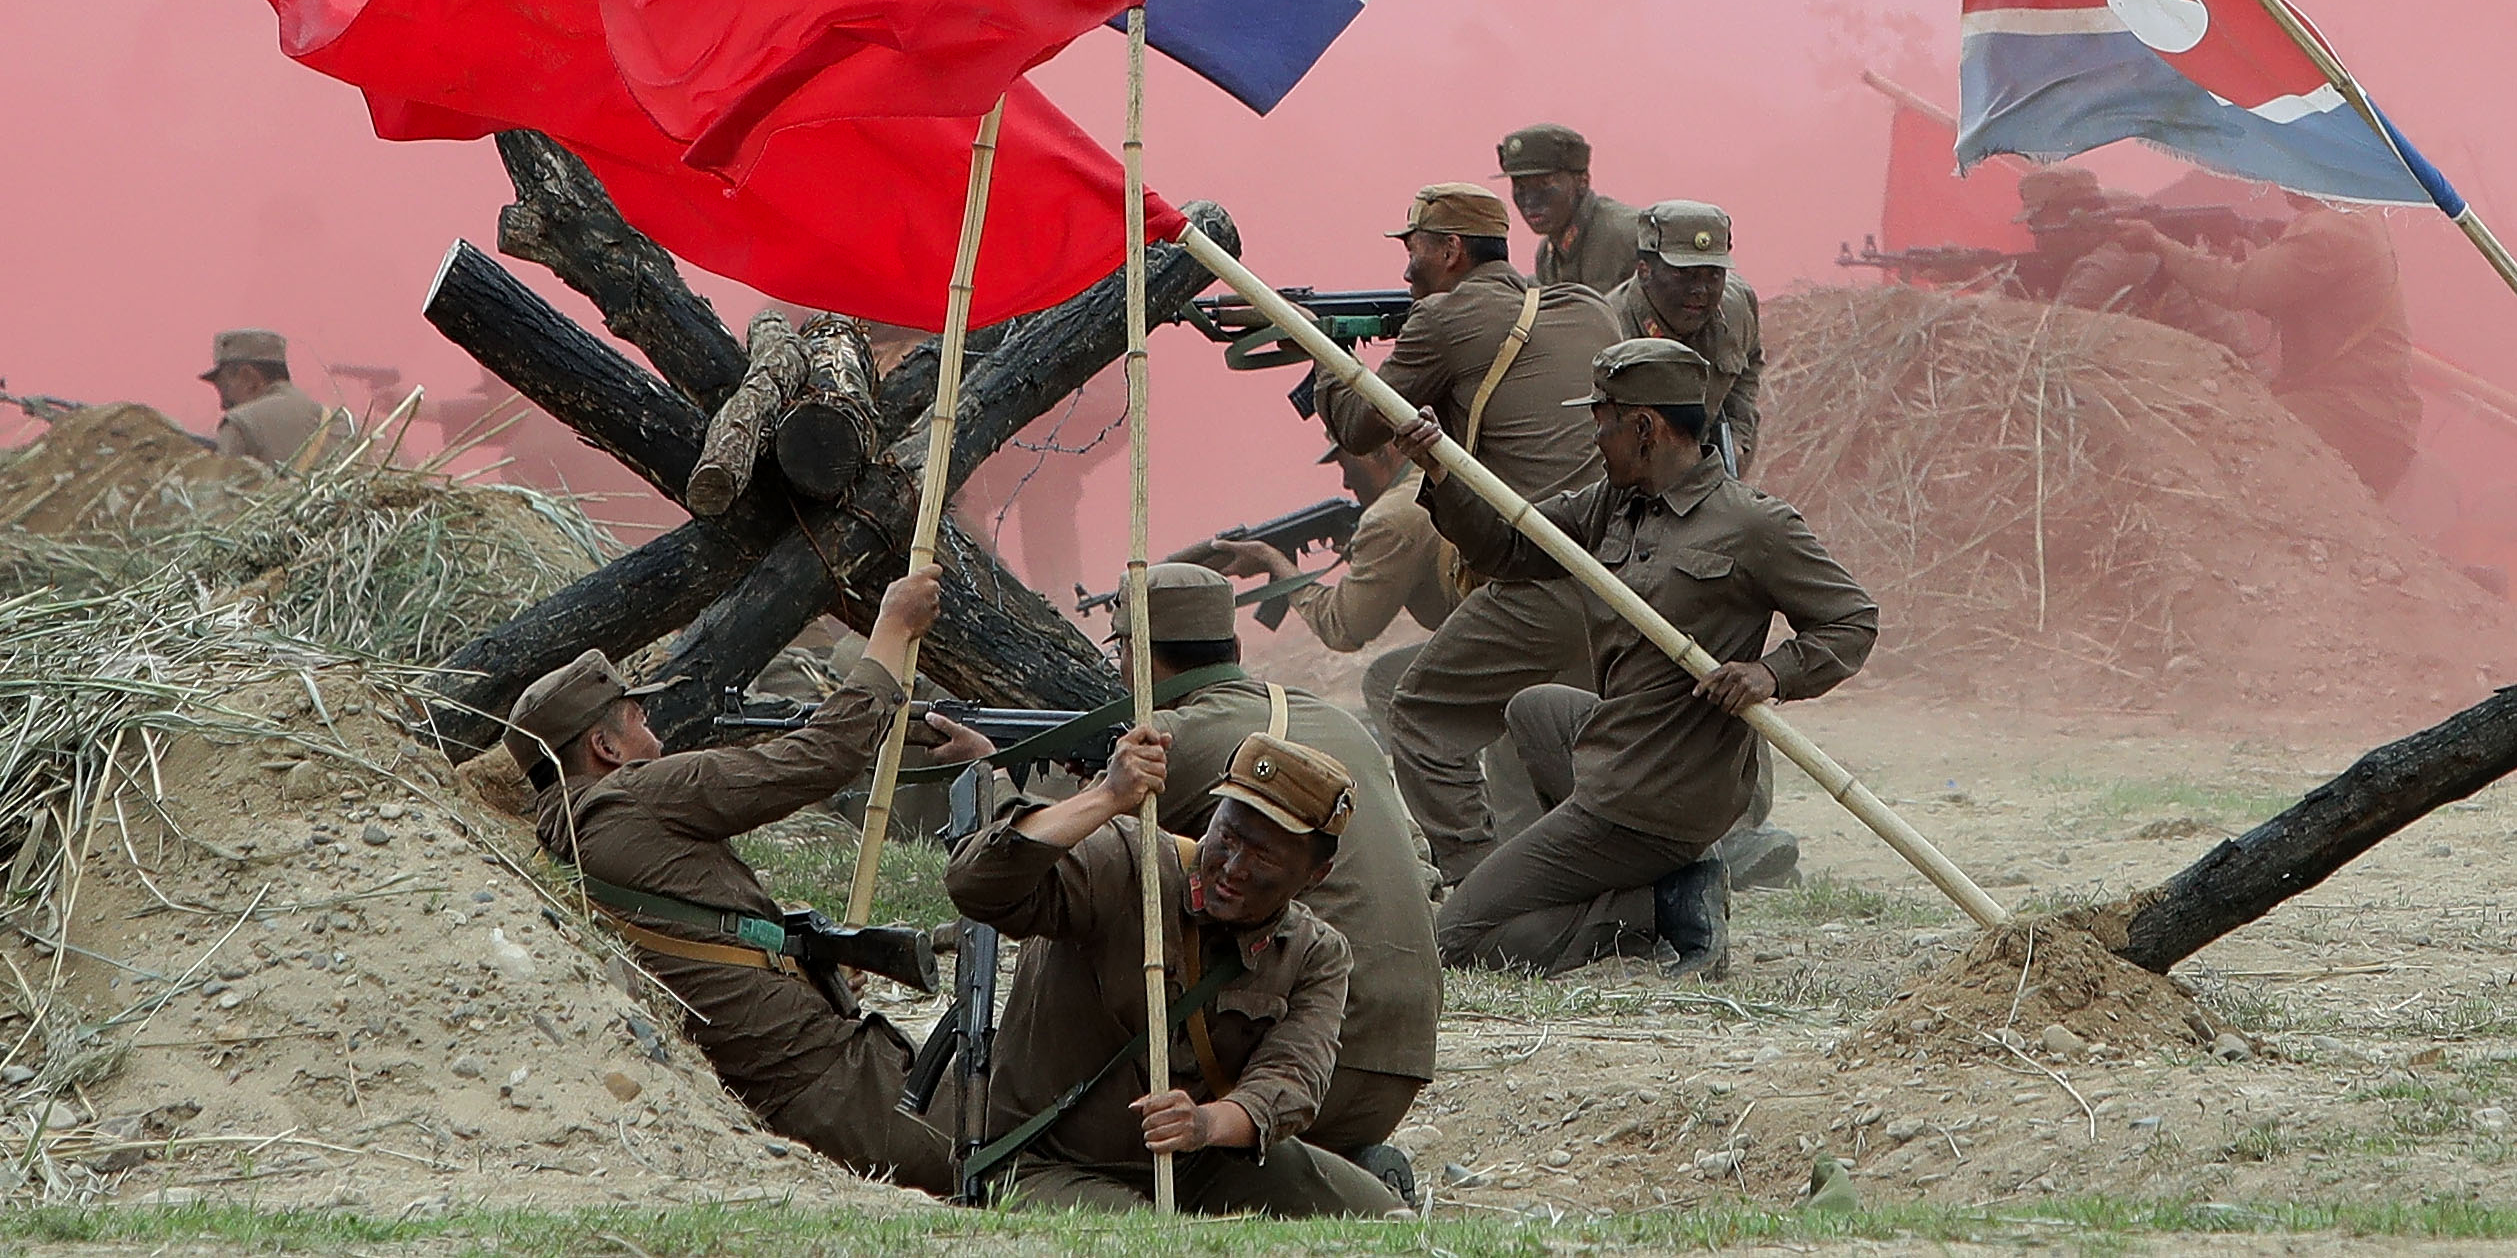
{"left": 3, "top": 2, "right": 2512, "bottom": 588}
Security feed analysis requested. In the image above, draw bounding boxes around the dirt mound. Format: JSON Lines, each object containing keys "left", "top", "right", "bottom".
{"left": 1848, "top": 913, "right": 2215, "bottom": 1061}
{"left": 0, "top": 623, "right": 908, "bottom": 1208}
{"left": 0, "top": 404, "right": 263, "bottom": 535}
{"left": 1761, "top": 287, "right": 2517, "bottom": 723}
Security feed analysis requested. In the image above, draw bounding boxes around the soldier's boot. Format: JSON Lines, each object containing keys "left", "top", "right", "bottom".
{"left": 1349, "top": 1143, "right": 1420, "bottom": 1210}
{"left": 1714, "top": 825, "right": 1802, "bottom": 891}
{"left": 1651, "top": 858, "right": 1731, "bottom": 981}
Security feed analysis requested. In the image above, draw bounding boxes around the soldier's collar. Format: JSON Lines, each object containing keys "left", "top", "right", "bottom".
{"left": 1631, "top": 451, "right": 1727, "bottom": 518}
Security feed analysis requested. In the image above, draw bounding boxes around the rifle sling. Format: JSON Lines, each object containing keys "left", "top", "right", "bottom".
{"left": 566, "top": 870, "right": 792, "bottom": 954}
{"left": 897, "top": 662, "right": 1247, "bottom": 785}
{"left": 961, "top": 948, "right": 1249, "bottom": 1187}
{"left": 1175, "top": 834, "right": 1237, "bottom": 1102}
{"left": 1234, "top": 564, "right": 1341, "bottom": 609}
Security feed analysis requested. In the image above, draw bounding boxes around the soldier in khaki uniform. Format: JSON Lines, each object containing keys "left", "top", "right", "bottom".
{"left": 1390, "top": 340, "right": 1878, "bottom": 977}
{"left": 198, "top": 329, "right": 351, "bottom": 466}
{"left": 1209, "top": 443, "right": 1457, "bottom": 738}
{"left": 946, "top": 726, "right": 1404, "bottom": 1216}
{"left": 1601, "top": 200, "right": 1797, "bottom": 890}
{"left": 1603, "top": 202, "right": 1768, "bottom": 475}
{"left": 2116, "top": 193, "right": 2421, "bottom": 497}
{"left": 1099, "top": 563, "right": 1440, "bottom": 1202}
{"left": 514, "top": 567, "right": 983, "bottom": 1195}
{"left": 2015, "top": 168, "right": 2255, "bottom": 358}
{"left": 1497, "top": 124, "right": 1640, "bottom": 294}
{"left": 1313, "top": 182, "right": 1620, "bottom": 884}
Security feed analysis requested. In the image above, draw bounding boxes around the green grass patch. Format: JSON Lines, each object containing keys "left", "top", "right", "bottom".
{"left": 2039, "top": 773, "right": 2297, "bottom": 829}
{"left": 27, "top": 1194, "right": 2517, "bottom": 1256}
{"left": 733, "top": 811, "right": 956, "bottom": 929}
{"left": 1741, "top": 872, "right": 1955, "bottom": 930}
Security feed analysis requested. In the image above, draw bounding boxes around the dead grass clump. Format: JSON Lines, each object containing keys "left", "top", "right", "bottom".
{"left": 0, "top": 402, "right": 613, "bottom": 666}
{"left": 1759, "top": 287, "right": 2239, "bottom": 679}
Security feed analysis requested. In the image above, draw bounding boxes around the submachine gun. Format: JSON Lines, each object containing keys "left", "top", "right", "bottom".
{"left": 1072, "top": 495, "right": 1363, "bottom": 630}
{"left": 1174, "top": 287, "right": 1413, "bottom": 418}
{"left": 714, "top": 689, "right": 1126, "bottom": 787}
{"left": 900, "top": 765, "right": 1004, "bottom": 1204}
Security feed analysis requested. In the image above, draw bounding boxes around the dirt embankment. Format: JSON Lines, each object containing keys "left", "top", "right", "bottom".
{"left": 1760, "top": 287, "right": 2517, "bottom": 726}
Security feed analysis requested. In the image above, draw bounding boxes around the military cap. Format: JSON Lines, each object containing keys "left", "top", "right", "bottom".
{"left": 1496, "top": 123, "right": 1591, "bottom": 177}
{"left": 1108, "top": 562, "right": 1237, "bottom": 643}
{"left": 1563, "top": 338, "right": 1711, "bottom": 409}
{"left": 504, "top": 648, "right": 676, "bottom": 770}
{"left": 200, "top": 328, "right": 289, "bottom": 380}
{"left": 1386, "top": 182, "right": 1512, "bottom": 240}
{"left": 1210, "top": 732, "right": 1355, "bottom": 839}
{"left": 2014, "top": 166, "right": 2105, "bottom": 222}
{"left": 1638, "top": 200, "right": 1736, "bottom": 271}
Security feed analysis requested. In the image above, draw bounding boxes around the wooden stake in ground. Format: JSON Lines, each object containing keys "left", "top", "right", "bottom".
{"left": 1174, "top": 226, "right": 2011, "bottom": 930}
{"left": 689, "top": 310, "right": 807, "bottom": 516}
{"left": 1120, "top": 5, "right": 1176, "bottom": 1214}
{"left": 845, "top": 98, "right": 1007, "bottom": 931}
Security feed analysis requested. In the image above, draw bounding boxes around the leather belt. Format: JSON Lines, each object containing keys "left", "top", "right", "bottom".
{"left": 606, "top": 915, "right": 808, "bottom": 981}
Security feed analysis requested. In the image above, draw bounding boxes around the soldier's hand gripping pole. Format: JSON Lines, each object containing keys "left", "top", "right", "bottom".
{"left": 845, "top": 98, "right": 1007, "bottom": 935}
{"left": 1174, "top": 225, "right": 2010, "bottom": 930}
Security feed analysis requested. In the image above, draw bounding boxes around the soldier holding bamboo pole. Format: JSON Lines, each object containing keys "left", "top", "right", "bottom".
{"left": 1391, "top": 339, "right": 1879, "bottom": 978}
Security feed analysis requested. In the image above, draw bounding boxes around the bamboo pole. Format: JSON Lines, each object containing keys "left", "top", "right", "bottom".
{"left": 1175, "top": 226, "right": 2011, "bottom": 929}
{"left": 844, "top": 99, "right": 1007, "bottom": 931}
{"left": 2256, "top": 0, "right": 2517, "bottom": 299}
{"left": 1120, "top": 5, "right": 1176, "bottom": 1214}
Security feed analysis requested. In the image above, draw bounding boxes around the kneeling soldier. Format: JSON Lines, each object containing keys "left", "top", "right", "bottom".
{"left": 945, "top": 727, "right": 1404, "bottom": 1216}
{"left": 1393, "top": 339, "right": 1878, "bottom": 978}
{"left": 512, "top": 566, "right": 981, "bottom": 1195}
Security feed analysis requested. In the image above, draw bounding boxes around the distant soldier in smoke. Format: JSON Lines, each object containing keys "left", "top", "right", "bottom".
{"left": 2115, "top": 193, "right": 2422, "bottom": 497}
{"left": 2016, "top": 167, "right": 2256, "bottom": 358}
{"left": 199, "top": 329, "right": 350, "bottom": 467}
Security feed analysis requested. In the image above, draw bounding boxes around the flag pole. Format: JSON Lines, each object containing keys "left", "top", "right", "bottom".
{"left": 1172, "top": 224, "right": 2011, "bottom": 930}
{"left": 1120, "top": 4, "right": 1178, "bottom": 1215}
{"left": 2255, "top": 0, "right": 2517, "bottom": 298}
{"left": 846, "top": 98, "right": 1008, "bottom": 933}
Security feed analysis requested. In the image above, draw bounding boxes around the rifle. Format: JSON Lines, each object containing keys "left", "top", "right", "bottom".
{"left": 714, "top": 689, "right": 1125, "bottom": 784}
{"left": 1836, "top": 235, "right": 2043, "bottom": 287}
{"left": 0, "top": 384, "right": 85, "bottom": 424}
{"left": 1073, "top": 495, "right": 1363, "bottom": 630}
{"left": 2028, "top": 202, "right": 2282, "bottom": 250}
{"left": 1174, "top": 288, "right": 1413, "bottom": 418}
{"left": 899, "top": 764, "right": 1003, "bottom": 1204}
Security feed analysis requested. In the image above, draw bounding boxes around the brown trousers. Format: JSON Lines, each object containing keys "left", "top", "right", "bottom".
{"left": 1434, "top": 684, "right": 1736, "bottom": 974}
{"left": 1304, "top": 1066, "right": 1427, "bottom": 1154}
{"left": 1010, "top": 1141, "right": 1404, "bottom": 1216}
{"left": 1386, "top": 577, "right": 1590, "bottom": 853}
{"left": 757, "top": 1014, "right": 955, "bottom": 1196}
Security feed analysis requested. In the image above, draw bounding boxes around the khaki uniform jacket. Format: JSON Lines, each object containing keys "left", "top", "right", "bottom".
{"left": 947, "top": 810, "right": 1352, "bottom": 1169}
{"left": 2168, "top": 207, "right": 2420, "bottom": 436}
{"left": 1535, "top": 193, "right": 1642, "bottom": 295}
{"left": 1150, "top": 677, "right": 1440, "bottom": 1082}
{"left": 1606, "top": 274, "right": 1768, "bottom": 472}
{"left": 1317, "top": 261, "right": 1620, "bottom": 503}
{"left": 1286, "top": 467, "right": 1457, "bottom": 650}
{"left": 2050, "top": 242, "right": 2255, "bottom": 357}
{"left": 1424, "top": 452, "right": 1877, "bottom": 839}
{"left": 531, "top": 656, "right": 906, "bottom": 1117}
{"left": 216, "top": 382, "right": 350, "bottom": 467}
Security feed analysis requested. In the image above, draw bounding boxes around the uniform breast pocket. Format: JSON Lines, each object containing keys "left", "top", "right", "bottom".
{"left": 1668, "top": 548, "right": 1735, "bottom": 583}
{"left": 1213, "top": 989, "right": 1290, "bottom": 1024}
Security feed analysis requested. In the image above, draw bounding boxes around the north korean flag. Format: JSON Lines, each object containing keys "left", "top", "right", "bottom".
{"left": 1956, "top": 0, "right": 2454, "bottom": 209}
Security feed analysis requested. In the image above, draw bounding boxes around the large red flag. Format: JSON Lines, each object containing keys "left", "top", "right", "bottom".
{"left": 270, "top": 0, "right": 1183, "bottom": 331}
{"left": 594, "top": 0, "right": 1132, "bottom": 176}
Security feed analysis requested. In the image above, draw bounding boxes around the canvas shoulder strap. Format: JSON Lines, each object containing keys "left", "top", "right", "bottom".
{"left": 1461, "top": 285, "right": 1543, "bottom": 456}
{"left": 961, "top": 935, "right": 1246, "bottom": 1186}
{"left": 1264, "top": 683, "right": 1290, "bottom": 739}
